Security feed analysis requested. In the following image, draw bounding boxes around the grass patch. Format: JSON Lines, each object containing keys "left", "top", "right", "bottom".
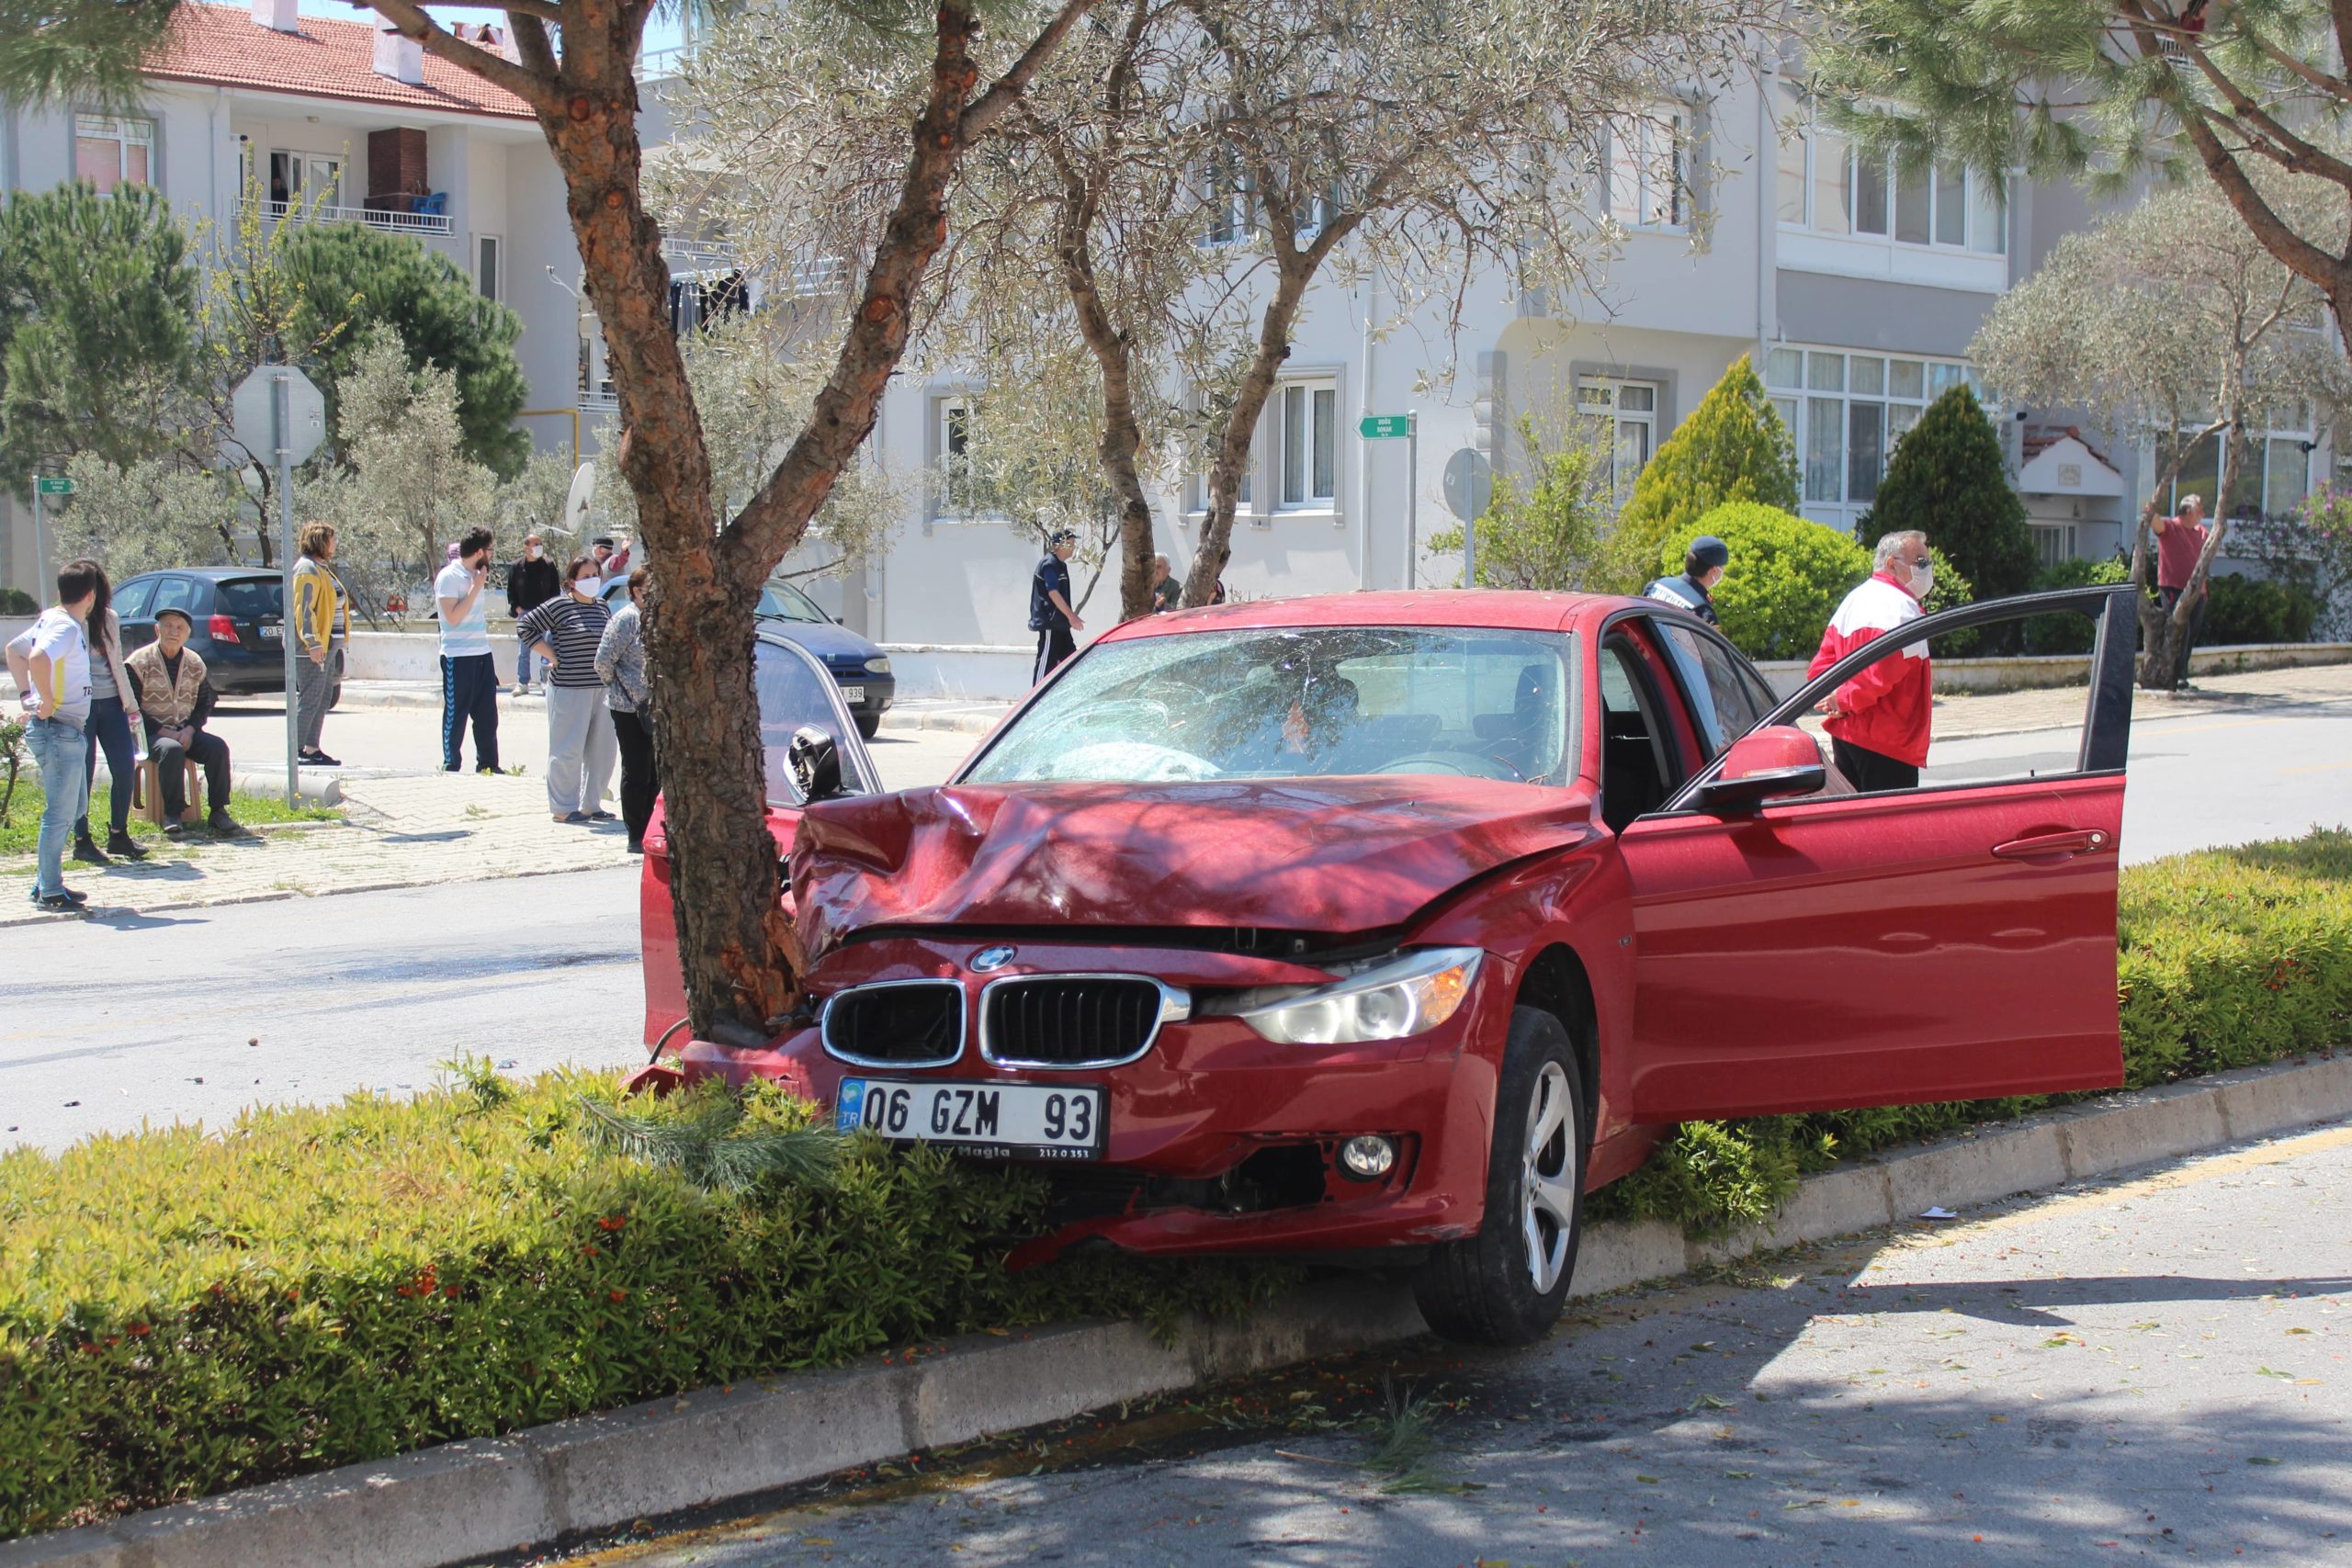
{"left": 0, "top": 780, "right": 337, "bottom": 860}
{"left": 1592, "top": 827, "right": 2352, "bottom": 1236}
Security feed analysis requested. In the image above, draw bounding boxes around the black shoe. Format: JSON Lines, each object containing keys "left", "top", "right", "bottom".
{"left": 300, "top": 750, "right": 342, "bottom": 767}
{"left": 162, "top": 820, "right": 186, "bottom": 840}
{"left": 33, "top": 891, "right": 85, "bottom": 913}
{"left": 71, "top": 833, "right": 110, "bottom": 865}
{"left": 105, "top": 830, "right": 148, "bottom": 862}
{"left": 588, "top": 809, "right": 616, "bottom": 821}
{"left": 560, "top": 810, "right": 592, "bottom": 824}
{"left": 208, "top": 808, "right": 243, "bottom": 835}
{"left": 627, "top": 840, "right": 645, "bottom": 855}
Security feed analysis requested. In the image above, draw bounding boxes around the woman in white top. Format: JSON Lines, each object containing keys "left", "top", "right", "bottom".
{"left": 74, "top": 565, "right": 146, "bottom": 863}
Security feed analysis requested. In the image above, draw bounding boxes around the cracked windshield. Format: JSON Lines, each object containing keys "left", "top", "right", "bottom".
{"left": 963, "top": 626, "right": 1577, "bottom": 784}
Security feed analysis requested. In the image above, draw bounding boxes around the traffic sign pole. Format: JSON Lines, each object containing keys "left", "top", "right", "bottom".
{"left": 1407, "top": 411, "right": 1419, "bottom": 589}
{"left": 1463, "top": 448, "right": 1476, "bottom": 591}
{"left": 274, "top": 371, "right": 300, "bottom": 809}
{"left": 29, "top": 484, "right": 43, "bottom": 598}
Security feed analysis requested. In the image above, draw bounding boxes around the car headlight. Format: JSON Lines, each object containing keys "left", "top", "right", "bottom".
{"left": 863, "top": 656, "right": 892, "bottom": 674}
{"left": 1238, "top": 947, "right": 1483, "bottom": 1045}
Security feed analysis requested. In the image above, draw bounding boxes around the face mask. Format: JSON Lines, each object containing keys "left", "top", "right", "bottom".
{"left": 1908, "top": 561, "right": 1934, "bottom": 598}
{"left": 574, "top": 577, "right": 601, "bottom": 597}
{"left": 526, "top": 545, "right": 542, "bottom": 558}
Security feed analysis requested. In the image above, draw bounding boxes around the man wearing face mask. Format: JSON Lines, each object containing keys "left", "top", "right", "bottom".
{"left": 506, "top": 534, "right": 560, "bottom": 695}
{"left": 1807, "top": 529, "right": 1936, "bottom": 793}
{"left": 519, "top": 557, "right": 618, "bottom": 823}
{"left": 1643, "top": 535, "right": 1728, "bottom": 626}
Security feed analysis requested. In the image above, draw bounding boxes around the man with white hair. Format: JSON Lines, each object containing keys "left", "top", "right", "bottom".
{"left": 1807, "top": 529, "right": 1937, "bottom": 792}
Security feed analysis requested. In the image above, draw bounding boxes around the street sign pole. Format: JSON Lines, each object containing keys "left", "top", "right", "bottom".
{"left": 29, "top": 483, "right": 43, "bottom": 597}
{"left": 1407, "top": 411, "right": 1419, "bottom": 589}
{"left": 1463, "top": 452, "right": 1476, "bottom": 591}
{"left": 273, "top": 370, "right": 299, "bottom": 809}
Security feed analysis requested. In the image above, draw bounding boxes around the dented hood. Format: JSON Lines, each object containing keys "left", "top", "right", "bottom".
{"left": 789, "top": 777, "right": 1594, "bottom": 963}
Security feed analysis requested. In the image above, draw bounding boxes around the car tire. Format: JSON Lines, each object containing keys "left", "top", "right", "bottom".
{"left": 329, "top": 682, "right": 343, "bottom": 713}
{"left": 854, "top": 713, "right": 880, "bottom": 740}
{"left": 1412, "top": 1006, "right": 1587, "bottom": 1348}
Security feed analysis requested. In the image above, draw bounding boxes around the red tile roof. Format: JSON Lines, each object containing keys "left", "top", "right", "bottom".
{"left": 2022, "top": 423, "right": 2117, "bottom": 471}
{"left": 146, "top": 4, "right": 537, "bottom": 122}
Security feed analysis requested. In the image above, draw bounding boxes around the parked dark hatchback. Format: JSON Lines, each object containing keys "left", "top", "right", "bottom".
{"left": 113, "top": 569, "right": 344, "bottom": 705}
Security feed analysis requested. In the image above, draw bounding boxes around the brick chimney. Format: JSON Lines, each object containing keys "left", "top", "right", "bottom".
{"left": 373, "top": 17, "right": 424, "bottom": 85}
{"left": 251, "top": 0, "right": 300, "bottom": 33}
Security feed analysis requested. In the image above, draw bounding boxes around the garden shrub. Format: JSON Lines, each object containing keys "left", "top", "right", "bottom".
{"left": 2201, "top": 571, "right": 2318, "bottom": 645}
{"left": 1604, "top": 355, "right": 1799, "bottom": 592}
{"left": 0, "top": 1072, "right": 1283, "bottom": 1540}
{"left": 1595, "top": 828, "right": 2352, "bottom": 1235}
{"left": 1662, "top": 502, "right": 1867, "bottom": 660}
{"left": 2023, "top": 556, "right": 2132, "bottom": 655}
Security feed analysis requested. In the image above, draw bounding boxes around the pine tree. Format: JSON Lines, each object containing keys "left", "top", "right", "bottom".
{"left": 1861, "top": 384, "right": 2034, "bottom": 603}
{"left": 1605, "top": 355, "right": 1799, "bottom": 592}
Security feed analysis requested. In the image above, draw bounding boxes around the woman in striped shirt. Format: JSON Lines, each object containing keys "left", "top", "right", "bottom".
{"left": 518, "top": 558, "right": 616, "bottom": 823}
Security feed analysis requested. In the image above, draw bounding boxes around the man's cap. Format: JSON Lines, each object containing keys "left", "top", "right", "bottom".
{"left": 1048, "top": 529, "right": 1078, "bottom": 546}
{"left": 154, "top": 605, "right": 194, "bottom": 626}
{"left": 1686, "top": 535, "right": 1730, "bottom": 570}
{"left": 594, "top": 536, "right": 616, "bottom": 549}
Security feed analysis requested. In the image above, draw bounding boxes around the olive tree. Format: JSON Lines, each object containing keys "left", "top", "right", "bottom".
{"left": 1971, "top": 175, "right": 2352, "bottom": 686}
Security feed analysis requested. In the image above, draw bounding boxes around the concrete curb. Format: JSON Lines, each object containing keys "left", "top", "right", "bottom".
{"left": 9, "top": 1049, "right": 2348, "bottom": 1568}
{"left": 877, "top": 707, "right": 1007, "bottom": 737}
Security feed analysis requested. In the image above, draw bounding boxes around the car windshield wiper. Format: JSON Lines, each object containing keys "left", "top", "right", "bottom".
{"left": 753, "top": 609, "right": 821, "bottom": 625}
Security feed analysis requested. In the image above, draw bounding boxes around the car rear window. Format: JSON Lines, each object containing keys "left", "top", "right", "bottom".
{"left": 215, "top": 578, "right": 283, "bottom": 621}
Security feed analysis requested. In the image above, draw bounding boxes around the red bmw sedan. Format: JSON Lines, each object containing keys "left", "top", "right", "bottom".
{"left": 642, "top": 584, "right": 2137, "bottom": 1344}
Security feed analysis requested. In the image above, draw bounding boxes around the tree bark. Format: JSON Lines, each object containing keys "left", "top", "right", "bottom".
{"left": 2130, "top": 417, "right": 2232, "bottom": 691}
{"left": 1051, "top": 182, "right": 1159, "bottom": 621}
{"left": 1181, "top": 261, "right": 1309, "bottom": 609}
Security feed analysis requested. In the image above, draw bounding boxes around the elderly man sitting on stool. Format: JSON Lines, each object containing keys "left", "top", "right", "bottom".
{"left": 126, "top": 604, "right": 240, "bottom": 837}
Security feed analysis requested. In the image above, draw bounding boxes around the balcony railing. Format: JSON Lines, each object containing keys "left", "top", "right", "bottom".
{"left": 579, "top": 388, "right": 620, "bottom": 415}
{"left": 242, "top": 197, "right": 454, "bottom": 238}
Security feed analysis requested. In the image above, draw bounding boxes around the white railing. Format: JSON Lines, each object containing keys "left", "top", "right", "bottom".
{"left": 579, "top": 389, "right": 620, "bottom": 415}
{"left": 637, "top": 43, "right": 693, "bottom": 80}
{"left": 242, "top": 197, "right": 454, "bottom": 238}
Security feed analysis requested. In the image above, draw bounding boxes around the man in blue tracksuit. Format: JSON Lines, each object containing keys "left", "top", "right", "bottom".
{"left": 1029, "top": 530, "right": 1084, "bottom": 682}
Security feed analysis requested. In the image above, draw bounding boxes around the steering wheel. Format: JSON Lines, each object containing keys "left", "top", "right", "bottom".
{"left": 1369, "top": 751, "right": 1521, "bottom": 782}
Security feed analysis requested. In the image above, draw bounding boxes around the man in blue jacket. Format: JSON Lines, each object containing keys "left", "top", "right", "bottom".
{"left": 1029, "top": 530, "right": 1085, "bottom": 682}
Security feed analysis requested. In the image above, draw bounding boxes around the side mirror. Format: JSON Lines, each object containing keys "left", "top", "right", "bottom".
{"left": 787, "top": 725, "right": 848, "bottom": 803}
{"left": 1690, "top": 724, "right": 1826, "bottom": 815}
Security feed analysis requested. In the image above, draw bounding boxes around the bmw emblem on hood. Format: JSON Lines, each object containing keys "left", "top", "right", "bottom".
{"left": 971, "top": 945, "right": 1017, "bottom": 974}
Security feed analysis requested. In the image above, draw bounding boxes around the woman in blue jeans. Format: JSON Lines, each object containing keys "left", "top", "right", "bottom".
{"left": 6, "top": 559, "right": 101, "bottom": 911}
{"left": 74, "top": 564, "right": 146, "bottom": 863}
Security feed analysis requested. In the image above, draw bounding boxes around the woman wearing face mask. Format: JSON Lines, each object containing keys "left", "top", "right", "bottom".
{"left": 72, "top": 561, "right": 147, "bottom": 865}
{"left": 517, "top": 558, "right": 616, "bottom": 823}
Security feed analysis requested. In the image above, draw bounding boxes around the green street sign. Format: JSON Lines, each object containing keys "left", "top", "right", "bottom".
{"left": 1359, "top": 414, "right": 1412, "bottom": 439}
{"left": 34, "top": 477, "right": 72, "bottom": 496}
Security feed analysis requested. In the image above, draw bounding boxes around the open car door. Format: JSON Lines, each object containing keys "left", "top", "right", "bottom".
{"left": 639, "top": 633, "right": 883, "bottom": 1043}
{"left": 1615, "top": 584, "right": 2136, "bottom": 1122}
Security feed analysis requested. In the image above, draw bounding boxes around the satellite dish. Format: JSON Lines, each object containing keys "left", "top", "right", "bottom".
{"left": 551, "top": 462, "right": 595, "bottom": 537}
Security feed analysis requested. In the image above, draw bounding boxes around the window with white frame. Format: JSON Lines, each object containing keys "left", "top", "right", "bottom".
{"left": 935, "top": 394, "right": 974, "bottom": 516}
{"left": 1577, "top": 378, "right": 1659, "bottom": 497}
{"left": 1775, "top": 89, "right": 2005, "bottom": 254}
{"left": 2029, "top": 523, "right": 2078, "bottom": 571}
{"left": 2166, "top": 412, "right": 2314, "bottom": 523}
{"left": 1201, "top": 148, "right": 1252, "bottom": 245}
{"left": 477, "top": 235, "right": 502, "bottom": 301}
{"left": 75, "top": 113, "right": 153, "bottom": 194}
{"left": 1765, "top": 345, "right": 1979, "bottom": 518}
{"left": 268, "top": 150, "right": 342, "bottom": 210}
{"left": 1607, "top": 110, "right": 1689, "bottom": 230}
{"left": 1278, "top": 379, "right": 1339, "bottom": 508}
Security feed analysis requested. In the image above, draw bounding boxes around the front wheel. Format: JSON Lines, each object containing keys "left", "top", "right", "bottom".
{"left": 854, "top": 713, "right": 880, "bottom": 740}
{"left": 1413, "top": 1006, "right": 1587, "bottom": 1347}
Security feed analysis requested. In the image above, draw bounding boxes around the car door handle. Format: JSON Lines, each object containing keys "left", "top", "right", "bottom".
{"left": 1991, "top": 829, "right": 2109, "bottom": 863}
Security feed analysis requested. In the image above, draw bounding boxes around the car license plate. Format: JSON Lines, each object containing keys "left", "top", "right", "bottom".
{"left": 835, "top": 1077, "right": 1103, "bottom": 1161}
{"left": 259, "top": 625, "right": 281, "bottom": 640}
{"left": 840, "top": 683, "right": 865, "bottom": 704}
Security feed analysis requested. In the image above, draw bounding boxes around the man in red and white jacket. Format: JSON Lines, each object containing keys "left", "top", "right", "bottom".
{"left": 1807, "top": 530, "right": 1937, "bottom": 792}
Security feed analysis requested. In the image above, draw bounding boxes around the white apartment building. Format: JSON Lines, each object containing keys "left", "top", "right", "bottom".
{"left": 815, "top": 70, "right": 2324, "bottom": 653}
{"left": 0, "top": 0, "right": 592, "bottom": 597}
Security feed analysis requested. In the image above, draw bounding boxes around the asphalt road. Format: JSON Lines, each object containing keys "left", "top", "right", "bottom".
{"left": 4, "top": 700, "right": 2339, "bottom": 1155}
{"left": 569, "top": 1123, "right": 2352, "bottom": 1568}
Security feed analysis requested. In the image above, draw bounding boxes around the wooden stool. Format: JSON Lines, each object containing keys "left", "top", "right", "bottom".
{"left": 134, "top": 757, "right": 204, "bottom": 827}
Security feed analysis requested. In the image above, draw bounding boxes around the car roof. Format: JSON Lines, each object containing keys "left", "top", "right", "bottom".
{"left": 123, "top": 568, "right": 280, "bottom": 581}
{"left": 1096, "top": 590, "right": 1638, "bottom": 646}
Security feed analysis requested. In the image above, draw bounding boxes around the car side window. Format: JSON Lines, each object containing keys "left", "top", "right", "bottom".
{"left": 113, "top": 578, "right": 157, "bottom": 621}
{"left": 1657, "top": 624, "right": 1766, "bottom": 761}
{"left": 149, "top": 577, "right": 200, "bottom": 620}
{"left": 1598, "top": 635, "right": 1684, "bottom": 833}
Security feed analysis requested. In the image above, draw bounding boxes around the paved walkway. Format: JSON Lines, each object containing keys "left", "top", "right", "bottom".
{"left": 1932, "top": 660, "right": 2352, "bottom": 739}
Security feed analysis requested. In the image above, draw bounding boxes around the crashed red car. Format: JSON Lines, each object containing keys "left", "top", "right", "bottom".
{"left": 642, "top": 585, "right": 2136, "bottom": 1345}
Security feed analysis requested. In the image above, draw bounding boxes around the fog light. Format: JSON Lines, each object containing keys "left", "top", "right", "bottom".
{"left": 1338, "top": 1134, "right": 1396, "bottom": 1181}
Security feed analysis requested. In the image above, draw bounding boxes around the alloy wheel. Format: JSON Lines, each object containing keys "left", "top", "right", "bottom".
{"left": 1520, "top": 1060, "right": 1577, "bottom": 1293}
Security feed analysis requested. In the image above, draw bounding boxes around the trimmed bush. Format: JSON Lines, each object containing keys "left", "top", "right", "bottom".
{"left": 0, "top": 1072, "right": 1282, "bottom": 1540}
{"left": 1596, "top": 829, "right": 2352, "bottom": 1235}
{"left": 2025, "top": 556, "right": 2132, "bottom": 655}
{"left": 1663, "top": 502, "right": 1868, "bottom": 660}
{"left": 2202, "top": 571, "right": 2318, "bottom": 645}
{"left": 1605, "top": 355, "right": 1799, "bottom": 592}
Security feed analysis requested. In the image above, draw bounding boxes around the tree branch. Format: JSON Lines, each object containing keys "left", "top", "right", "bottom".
{"left": 506, "top": 8, "right": 558, "bottom": 74}
{"left": 492, "top": 0, "right": 565, "bottom": 23}
{"left": 962, "top": 0, "right": 1102, "bottom": 144}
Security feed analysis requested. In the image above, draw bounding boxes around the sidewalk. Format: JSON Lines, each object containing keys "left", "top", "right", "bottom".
{"left": 1932, "top": 659, "right": 2352, "bottom": 739}
{"left": 0, "top": 768, "right": 637, "bottom": 929}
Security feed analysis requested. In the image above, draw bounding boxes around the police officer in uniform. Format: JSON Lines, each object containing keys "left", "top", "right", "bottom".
{"left": 1644, "top": 534, "right": 1729, "bottom": 626}
{"left": 1029, "top": 529, "right": 1085, "bottom": 682}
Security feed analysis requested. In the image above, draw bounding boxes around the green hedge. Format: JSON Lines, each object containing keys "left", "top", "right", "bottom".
{"left": 1594, "top": 829, "right": 2352, "bottom": 1235}
{"left": 0, "top": 1074, "right": 1282, "bottom": 1540}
